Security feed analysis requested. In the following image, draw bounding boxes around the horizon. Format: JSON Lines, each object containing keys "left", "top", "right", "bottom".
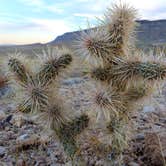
{"left": 0, "top": 0, "right": 166, "bottom": 45}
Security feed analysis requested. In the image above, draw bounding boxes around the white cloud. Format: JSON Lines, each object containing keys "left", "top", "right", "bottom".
{"left": 73, "top": 13, "right": 102, "bottom": 19}
{"left": 73, "top": 0, "right": 166, "bottom": 20}
{"left": 19, "top": 0, "right": 64, "bottom": 13}
{"left": 74, "top": 0, "right": 112, "bottom": 12}
{"left": 122, "top": 0, "right": 165, "bottom": 10}
{"left": 19, "top": 0, "right": 166, "bottom": 20}
{"left": 115, "top": 0, "right": 166, "bottom": 19}
{"left": 19, "top": 0, "right": 43, "bottom": 6}
{"left": 46, "top": 6, "right": 64, "bottom": 14}
{"left": 29, "top": 18, "right": 72, "bottom": 33}
{"left": 0, "top": 16, "right": 73, "bottom": 44}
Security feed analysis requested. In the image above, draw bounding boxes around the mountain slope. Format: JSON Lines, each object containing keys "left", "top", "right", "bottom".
{"left": 49, "top": 20, "right": 166, "bottom": 47}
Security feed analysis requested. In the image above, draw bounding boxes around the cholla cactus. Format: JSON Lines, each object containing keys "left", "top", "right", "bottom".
{"left": 7, "top": 47, "right": 72, "bottom": 113}
{"left": 7, "top": 47, "right": 89, "bottom": 160}
{"left": 36, "top": 47, "right": 72, "bottom": 86}
{"left": 75, "top": 4, "right": 137, "bottom": 67}
{"left": 74, "top": 3, "right": 166, "bottom": 165}
{"left": 7, "top": 52, "right": 32, "bottom": 84}
{"left": 56, "top": 114, "right": 89, "bottom": 158}
{"left": 18, "top": 76, "right": 49, "bottom": 113}
{"left": 39, "top": 96, "right": 89, "bottom": 159}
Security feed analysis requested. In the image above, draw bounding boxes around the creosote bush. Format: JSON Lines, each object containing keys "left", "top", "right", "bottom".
{"left": 74, "top": 3, "right": 166, "bottom": 165}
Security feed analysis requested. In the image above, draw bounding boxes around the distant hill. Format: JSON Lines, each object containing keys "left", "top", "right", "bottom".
{"left": 49, "top": 20, "right": 166, "bottom": 47}
{"left": 0, "top": 43, "right": 45, "bottom": 56}
{"left": 0, "top": 20, "right": 166, "bottom": 56}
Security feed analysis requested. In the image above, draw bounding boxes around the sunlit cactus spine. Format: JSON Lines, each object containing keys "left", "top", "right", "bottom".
{"left": 8, "top": 57, "right": 31, "bottom": 84}
{"left": 18, "top": 77, "right": 49, "bottom": 113}
{"left": 74, "top": 2, "right": 166, "bottom": 165}
{"left": 74, "top": 4, "right": 137, "bottom": 67}
{"left": 91, "top": 59, "right": 166, "bottom": 91}
{"left": 7, "top": 47, "right": 72, "bottom": 113}
{"left": 105, "top": 4, "right": 137, "bottom": 57}
{"left": 36, "top": 47, "right": 72, "bottom": 86}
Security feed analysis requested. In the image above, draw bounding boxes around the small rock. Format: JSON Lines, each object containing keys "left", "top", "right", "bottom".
{"left": 0, "top": 146, "right": 6, "bottom": 157}
{"left": 128, "top": 162, "right": 139, "bottom": 166}
{"left": 17, "top": 134, "right": 29, "bottom": 141}
{"left": 159, "top": 118, "right": 166, "bottom": 123}
{"left": 17, "top": 159, "right": 27, "bottom": 166}
{"left": 157, "top": 104, "right": 166, "bottom": 117}
{"left": 11, "top": 114, "right": 26, "bottom": 127}
{"left": 4, "top": 115, "right": 13, "bottom": 123}
{"left": 35, "top": 157, "right": 47, "bottom": 166}
{"left": 0, "top": 110, "right": 6, "bottom": 120}
{"left": 6, "top": 104, "right": 16, "bottom": 113}
{"left": 0, "top": 86, "right": 12, "bottom": 98}
{"left": 140, "top": 114, "right": 149, "bottom": 121}
{"left": 5, "top": 126, "right": 10, "bottom": 131}
{"left": 62, "top": 77, "right": 84, "bottom": 86}
{"left": 95, "top": 160, "right": 104, "bottom": 165}
{"left": 135, "top": 133, "right": 145, "bottom": 141}
{"left": 142, "top": 105, "right": 155, "bottom": 113}
{"left": 0, "top": 87, "right": 8, "bottom": 98}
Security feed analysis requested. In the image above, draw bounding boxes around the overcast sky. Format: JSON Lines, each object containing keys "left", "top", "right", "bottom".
{"left": 0, "top": 0, "right": 165, "bottom": 45}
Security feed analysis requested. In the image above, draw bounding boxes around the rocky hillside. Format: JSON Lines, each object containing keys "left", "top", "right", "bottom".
{"left": 49, "top": 20, "right": 166, "bottom": 47}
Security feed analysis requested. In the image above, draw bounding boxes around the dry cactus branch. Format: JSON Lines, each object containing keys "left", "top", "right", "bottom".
{"left": 36, "top": 53, "right": 72, "bottom": 86}
{"left": 91, "top": 60, "right": 166, "bottom": 91}
{"left": 56, "top": 114, "right": 89, "bottom": 158}
{"left": 8, "top": 58, "right": 31, "bottom": 84}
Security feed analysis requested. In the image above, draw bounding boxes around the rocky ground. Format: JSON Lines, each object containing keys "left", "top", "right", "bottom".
{"left": 0, "top": 76, "right": 165, "bottom": 166}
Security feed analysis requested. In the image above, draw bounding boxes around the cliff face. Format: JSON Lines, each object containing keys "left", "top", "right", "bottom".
{"left": 49, "top": 20, "right": 166, "bottom": 46}
{"left": 137, "top": 20, "right": 166, "bottom": 45}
